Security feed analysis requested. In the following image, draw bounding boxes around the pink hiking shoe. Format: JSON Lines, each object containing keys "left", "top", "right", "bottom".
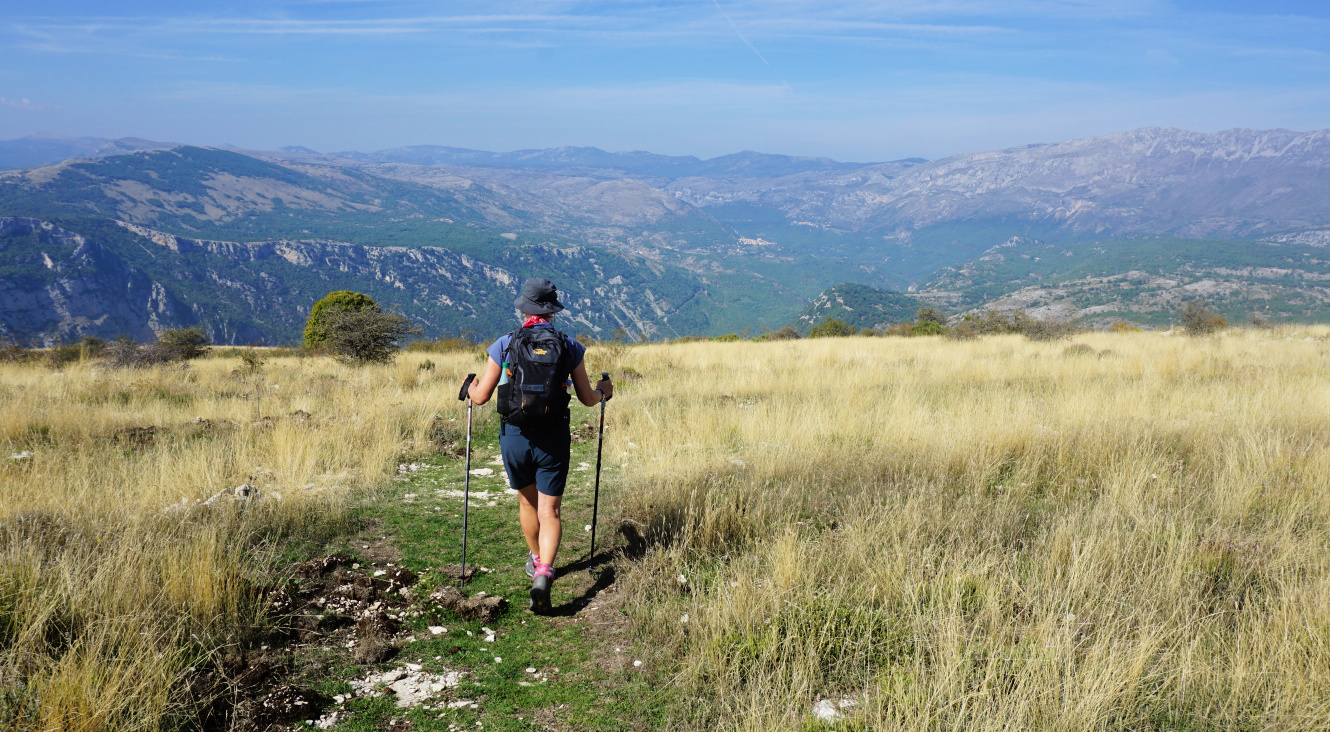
{"left": 529, "top": 562, "right": 554, "bottom": 614}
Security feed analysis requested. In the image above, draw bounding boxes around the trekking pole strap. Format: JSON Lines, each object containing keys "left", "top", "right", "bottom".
{"left": 599, "top": 372, "right": 612, "bottom": 402}
{"left": 458, "top": 373, "right": 476, "bottom": 402}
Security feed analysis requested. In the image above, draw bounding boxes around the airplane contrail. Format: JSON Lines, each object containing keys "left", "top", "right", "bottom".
{"left": 712, "top": 0, "right": 791, "bottom": 89}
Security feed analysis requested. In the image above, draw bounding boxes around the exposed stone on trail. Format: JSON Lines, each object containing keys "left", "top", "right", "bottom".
{"left": 294, "top": 553, "right": 352, "bottom": 578}
{"left": 344, "top": 666, "right": 467, "bottom": 708}
{"left": 244, "top": 684, "right": 321, "bottom": 728}
{"left": 8, "top": 451, "right": 33, "bottom": 460}
{"left": 428, "top": 585, "right": 508, "bottom": 621}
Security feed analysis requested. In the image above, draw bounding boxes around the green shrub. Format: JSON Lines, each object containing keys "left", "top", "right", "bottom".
{"left": 1179, "top": 300, "right": 1226, "bottom": 336}
{"left": 713, "top": 334, "right": 742, "bottom": 343}
{"left": 758, "top": 325, "right": 801, "bottom": 341}
{"left": 305, "top": 290, "right": 376, "bottom": 348}
{"left": 321, "top": 307, "right": 423, "bottom": 364}
{"left": 910, "top": 321, "right": 947, "bottom": 337}
{"left": 947, "top": 309, "right": 1080, "bottom": 341}
{"left": 808, "top": 319, "right": 855, "bottom": 338}
{"left": 916, "top": 305, "right": 948, "bottom": 326}
{"left": 1108, "top": 322, "right": 1142, "bottom": 333}
{"left": 157, "top": 326, "right": 210, "bottom": 360}
{"left": 1063, "top": 343, "right": 1096, "bottom": 357}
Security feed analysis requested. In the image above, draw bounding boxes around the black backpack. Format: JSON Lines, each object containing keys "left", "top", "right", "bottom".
{"left": 496, "top": 326, "right": 573, "bottom": 428}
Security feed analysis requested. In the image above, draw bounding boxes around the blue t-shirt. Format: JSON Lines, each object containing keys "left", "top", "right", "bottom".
{"left": 486, "top": 324, "right": 586, "bottom": 377}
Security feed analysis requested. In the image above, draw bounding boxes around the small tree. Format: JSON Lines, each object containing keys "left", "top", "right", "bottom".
{"left": 916, "top": 306, "right": 948, "bottom": 327}
{"left": 808, "top": 318, "right": 855, "bottom": 338}
{"left": 322, "top": 307, "right": 423, "bottom": 364}
{"left": 157, "top": 326, "right": 210, "bottom": 360}
{"left": 761, "top": 325, "right": 801, "bottom": 341}
{"left": 1179, "top": 300, "right": 1226, "bottom": 336}
{"left": 305, "top": 291, "right": 377, "bottom": 349}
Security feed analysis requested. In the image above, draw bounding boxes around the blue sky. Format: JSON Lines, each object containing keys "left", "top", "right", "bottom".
{"left": 2, "top": 1, "right": 1328, "bottom": 160}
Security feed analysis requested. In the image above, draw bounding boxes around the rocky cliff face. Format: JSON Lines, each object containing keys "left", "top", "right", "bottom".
{"left": 0, "top": 218, "right": 197, "bottom": 344}
{"left": 0, "top": 218, "right": 703, "bottom": 346}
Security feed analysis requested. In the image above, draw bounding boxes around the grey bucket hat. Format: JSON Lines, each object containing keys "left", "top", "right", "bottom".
{"left": 514, "top": 277, "right": 565, "bottom": 315}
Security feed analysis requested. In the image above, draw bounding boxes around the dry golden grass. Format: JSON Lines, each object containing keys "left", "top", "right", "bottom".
{"left": 0, "top": 350, "right": 482, "bottom": 730}
{"left": 4, "top": 329, "right": 1330, "bottom": 731}
{"left": 609, "top": 328, "right": 1330, "bottom": 731}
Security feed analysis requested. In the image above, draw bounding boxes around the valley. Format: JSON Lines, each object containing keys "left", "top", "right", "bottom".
{"left": 4, "top": 127, "right": 1330, "bottom": 344}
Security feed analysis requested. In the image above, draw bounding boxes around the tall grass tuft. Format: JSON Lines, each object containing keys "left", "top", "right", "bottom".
{"left": 608, "top": 327, "right": 1330, "bottom": 731}
{"left": 0, "top": 350, "right": 481, "bottom": 728}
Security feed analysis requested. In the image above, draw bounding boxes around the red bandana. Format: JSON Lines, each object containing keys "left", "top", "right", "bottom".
{"left": 522, "top": 315, "right": 551, "bottom": 328}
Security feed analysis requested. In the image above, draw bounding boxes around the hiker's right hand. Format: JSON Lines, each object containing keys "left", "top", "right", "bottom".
{"left": 596, "top": 377, "right": 614, "bottom": 401}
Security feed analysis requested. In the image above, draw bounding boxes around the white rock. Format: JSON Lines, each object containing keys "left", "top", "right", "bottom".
{"left": 632, "top": 660, "right": 643, "bottom": 667}
{"left": 494, "top": 657, "right": 502, "bottom": 663}
{"left": 812, "top": 699, "right": 841, "bottom": 722}
{"left": 469, "top": 468, "right": 495, "bottom": 477}
{"left": 9, "top": 451, "right": 33, "bottom": 460}
{"left": 584, "top": 524, "right": 592, "bottom": 532}
{"left": 429, "top": 626, "right": 446, "bottom": 635}
{"left": 680, "top": 613, "right": 689, "bottom": 623}
{"left": 526, "top": 667, "right": 537, "bottom": 673}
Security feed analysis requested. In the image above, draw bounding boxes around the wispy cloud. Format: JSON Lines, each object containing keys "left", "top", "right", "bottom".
{"left": 0, "top": 96, "right": 43, "bottom": 111}
{"left": 711, "top": 0, "right": 790, "bottom": 88}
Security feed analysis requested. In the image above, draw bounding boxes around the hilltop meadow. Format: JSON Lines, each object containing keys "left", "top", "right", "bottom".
{"left": 1, "top": 328, "right": 1328, "bottom": 731}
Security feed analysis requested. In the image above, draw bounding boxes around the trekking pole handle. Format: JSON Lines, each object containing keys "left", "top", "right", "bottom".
{"left": 458, "top": 373, "right": 476, "bottom": 402}
{"left": 599, "top": 372, "right": 612, "bottom": 402}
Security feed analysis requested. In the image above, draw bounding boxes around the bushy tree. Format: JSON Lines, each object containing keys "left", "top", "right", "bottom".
{"left": 946, "top": 309, "right": 1080, "bottom": 341}
{"left": 760, "top": 325, "right": 801, "bottom": 341}
{"left": 321, "top": 307, "right": 423, "bottom": 364}
{"left": 808, "top": 318, "right": 855, "bottom": 338}
{"left": 916, "top": 305, "right": 948, "bottom": 326}
{"left": 1179, "top": 300, "right": 1226, "bottom": 336}
{"left": 305, "top": 291, "right": 377, "bottom": 348}
{"left": 157, "top": 326, "right": 210, "bottom": 360}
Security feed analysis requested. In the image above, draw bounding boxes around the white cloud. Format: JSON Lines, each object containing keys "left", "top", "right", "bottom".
{"left": 0, "top": 97, "right": 42, "bottom": 111}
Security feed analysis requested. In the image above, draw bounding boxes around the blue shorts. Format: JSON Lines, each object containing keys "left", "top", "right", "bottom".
{"left": 499, "top": 421, "right": 571, "bottom": 497}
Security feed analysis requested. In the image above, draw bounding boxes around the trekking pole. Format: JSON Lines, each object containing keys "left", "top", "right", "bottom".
{"left": 457, "top": 373, "right": 476, "bottom": 587}
{"left": 589, "top": 372, "right": 612, "bottom": 561}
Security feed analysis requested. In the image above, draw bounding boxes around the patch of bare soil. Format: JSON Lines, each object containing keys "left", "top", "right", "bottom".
{"left": 183, "top": 551, "right": 431, "bottom": 731}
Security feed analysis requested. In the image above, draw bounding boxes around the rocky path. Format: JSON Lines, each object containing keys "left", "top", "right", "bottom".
{"left": 212, "top": 423, "right": 663, "bottom": 732}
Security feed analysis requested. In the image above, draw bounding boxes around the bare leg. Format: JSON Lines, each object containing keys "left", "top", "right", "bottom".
{"left": 516, "top": 485, "right": 540, "bottom": 558}
{"left": 537, "top": 493, "right": 563, "bottom": 566}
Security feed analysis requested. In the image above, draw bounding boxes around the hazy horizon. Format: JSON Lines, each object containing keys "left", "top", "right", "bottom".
{"left": 4, "top": 1, "right": 1329, "bottom": 161}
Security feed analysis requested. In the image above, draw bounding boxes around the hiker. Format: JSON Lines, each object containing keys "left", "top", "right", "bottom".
{"left": 464, "top": 277, "right": 613, "bottom": 613}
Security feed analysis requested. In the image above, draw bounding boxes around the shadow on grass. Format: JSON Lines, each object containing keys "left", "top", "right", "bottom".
{"left": 548, "top": 553, "right": 617, "bottom": 617}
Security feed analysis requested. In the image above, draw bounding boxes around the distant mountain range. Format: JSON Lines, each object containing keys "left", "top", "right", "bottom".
{"left": 3, "top": 127, "right": 1330, "bottom": 344}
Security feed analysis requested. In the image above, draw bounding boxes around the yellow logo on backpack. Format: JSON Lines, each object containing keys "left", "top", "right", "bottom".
{"left": 533, "top": 348, "right": 548, "bottom": 355}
